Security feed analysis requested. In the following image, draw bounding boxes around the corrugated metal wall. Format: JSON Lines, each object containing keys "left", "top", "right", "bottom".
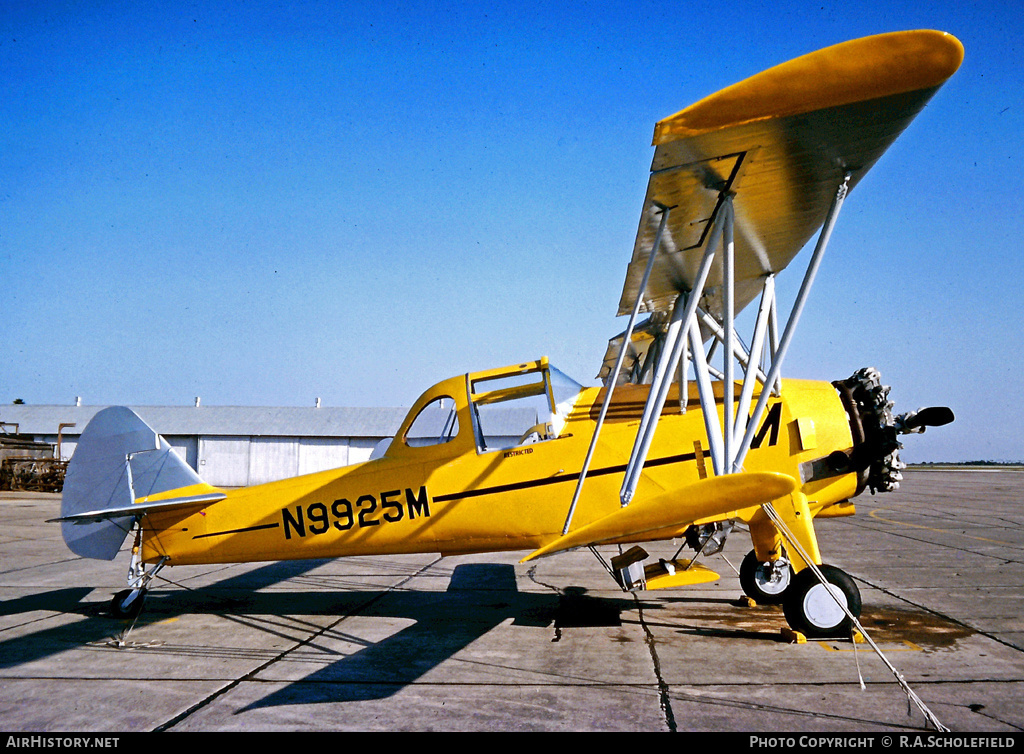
{"left": 39, "top": 432, "right": 383, "bottom": 488}
{"left": 196, "top": 436, "right": 377, "bottom": 487}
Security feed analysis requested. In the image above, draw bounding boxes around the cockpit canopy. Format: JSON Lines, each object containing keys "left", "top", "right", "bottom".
{"left": 394, "top": 358, "right": 584, "bottom": 457}
{"left": 468, "top": 359, "right": 583, "bottom": 452}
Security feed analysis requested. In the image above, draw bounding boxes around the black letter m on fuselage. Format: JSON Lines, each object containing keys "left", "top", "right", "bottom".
{"left": 750, "top": 402, "right": 782, "bottom": 449}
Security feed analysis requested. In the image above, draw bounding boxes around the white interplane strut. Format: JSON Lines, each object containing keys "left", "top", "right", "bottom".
{"left": 559, "top": 173, "right": 851, "bottom": 532}
{"left": 561, "top": 206, "right": 671, "bottom": 535}
{"left": 615, "top": 172, "right": 852, "bottom": 504}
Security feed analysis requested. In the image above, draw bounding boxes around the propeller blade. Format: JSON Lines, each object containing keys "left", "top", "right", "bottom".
{"left": 903, "top": 406, "right": 955, "bottom": 431}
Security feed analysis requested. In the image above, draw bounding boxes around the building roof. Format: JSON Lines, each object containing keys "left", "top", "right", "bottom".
{"left": 1, "top": 403, "right": 539, "bottom": 440}
{"left": 1, "top": 405, "right": 411, "bottom": 439}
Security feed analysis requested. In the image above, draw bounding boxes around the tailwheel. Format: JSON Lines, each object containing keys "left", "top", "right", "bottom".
{"left": 110, "top": 588, "right": 147, "bottom": 620}
{"left": 783, "top": 565, "right": 861, "bottom": 638}
{"left": 739, "top": 550, "right": 793, "bottom": 604}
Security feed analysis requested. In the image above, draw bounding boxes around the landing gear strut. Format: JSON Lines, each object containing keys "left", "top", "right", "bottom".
{"left": 109, "top": 520, "right": 167, "bottom": 621}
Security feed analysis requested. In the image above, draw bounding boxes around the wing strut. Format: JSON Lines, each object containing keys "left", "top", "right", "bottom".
{"left": 560, "top": 205, "right": 671, "bottom": 535}
{"left": 620, "top": 194, "right": 733, "bottom": 501}
{"left": 732, "top": 171, "right": 851, "bottom": 472}
{"left": 616, "top": 172, "right": 852, "bottom": 505}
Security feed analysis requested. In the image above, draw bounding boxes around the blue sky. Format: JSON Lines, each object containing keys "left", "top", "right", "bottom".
{"left": 2, "top": 1, "right": 1021, "bottom": 462}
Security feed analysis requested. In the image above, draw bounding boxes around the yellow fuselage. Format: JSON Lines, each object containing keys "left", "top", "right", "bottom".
{"left": 142, "top": 374, "right": 858, "bottom": 567}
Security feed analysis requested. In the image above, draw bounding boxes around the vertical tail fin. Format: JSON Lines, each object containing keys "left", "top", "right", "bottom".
{"left": 60, "top": 407, "right": 209, "bottom": 560}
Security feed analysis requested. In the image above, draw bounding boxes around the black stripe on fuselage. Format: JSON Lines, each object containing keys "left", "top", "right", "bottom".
{"left": 432, "top": 450, "right": 697, "bottom": 504}
{"left": 193, "top": 522, "right": 280, "bottom": 540}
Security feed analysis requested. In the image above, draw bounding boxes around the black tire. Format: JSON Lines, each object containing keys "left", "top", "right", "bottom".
{"left": 110, "top": 588, "right": 146, "bottom": 620}
{"left": 783, "top": 565, "right": 861, "bottom": 638}
{"left": 739, "top": 550, "right": 793, "bottom": 604}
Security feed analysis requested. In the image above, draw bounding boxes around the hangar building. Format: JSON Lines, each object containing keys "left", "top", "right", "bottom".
{"left": 1, "top": 404, "right": 407, "bottom": 488}
{"left": 2, "top": 402, "right": 530, "bottom": 489}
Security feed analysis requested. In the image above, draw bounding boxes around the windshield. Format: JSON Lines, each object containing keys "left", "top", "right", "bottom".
{"left": 548, "top": 365, "right": 584, "bottom": 436}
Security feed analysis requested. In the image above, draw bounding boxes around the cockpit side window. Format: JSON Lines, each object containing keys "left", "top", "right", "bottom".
{"left": 403, "top": 397, "right": 460, "bottom": 447}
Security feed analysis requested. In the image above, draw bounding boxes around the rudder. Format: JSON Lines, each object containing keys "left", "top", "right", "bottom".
{"left": 60, "top": 407, "right": 208, "bottom": 560}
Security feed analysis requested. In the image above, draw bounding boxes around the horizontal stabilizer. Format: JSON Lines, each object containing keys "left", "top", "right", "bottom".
{"left": 51, "top": 491, "right": 226, "bottom": 525}
{"left": 59, "top": 406, "right": 223, "bottom": 560}
{"left": 521, "top": 471, "right": 797, "bottom": 562}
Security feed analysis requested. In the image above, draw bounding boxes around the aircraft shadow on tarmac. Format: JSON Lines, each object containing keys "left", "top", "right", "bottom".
{"left": 0, "top": 559, "right": 333, "bottom": 671}
{"left": 4, "top": 558, "right": 968, "bottom": 714}
{"left": 244, "top": 563, "right": 530, "bottom": 708}
{"left": 0, "top": 560, "right": 653, "bottom": 708}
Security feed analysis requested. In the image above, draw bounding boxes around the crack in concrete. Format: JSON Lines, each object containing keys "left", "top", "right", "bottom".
{"left": 634, "top": 592, "right": 677, "bottom": 732}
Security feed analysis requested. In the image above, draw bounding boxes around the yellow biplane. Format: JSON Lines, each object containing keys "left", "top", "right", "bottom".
{"left": 56, "top": 30, "right": 961, "bottom": 639}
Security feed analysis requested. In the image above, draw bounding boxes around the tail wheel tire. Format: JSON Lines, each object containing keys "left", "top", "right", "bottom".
{"left": 110, "top": 588, "right": 146, "bottom": 620}
{"left": 739, "top": 549, "right": 793, "bottom": 604}
{"left": 783, "top": 565, "right": 861, "bottom": 638}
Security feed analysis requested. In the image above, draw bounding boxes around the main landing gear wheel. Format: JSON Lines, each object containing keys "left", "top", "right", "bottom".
{"left": 739, "top": 550, "right": 793, "bottom": 604}
{"left": 783, "top": 565, "right": 861, "bottom": 638}
{"left": 110, "top": 588, "right": 147, "bottom": 620}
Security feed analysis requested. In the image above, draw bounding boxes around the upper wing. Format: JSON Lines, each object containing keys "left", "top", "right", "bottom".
{"left": 614, "top": 30, "right": 963, "bottom": 340}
